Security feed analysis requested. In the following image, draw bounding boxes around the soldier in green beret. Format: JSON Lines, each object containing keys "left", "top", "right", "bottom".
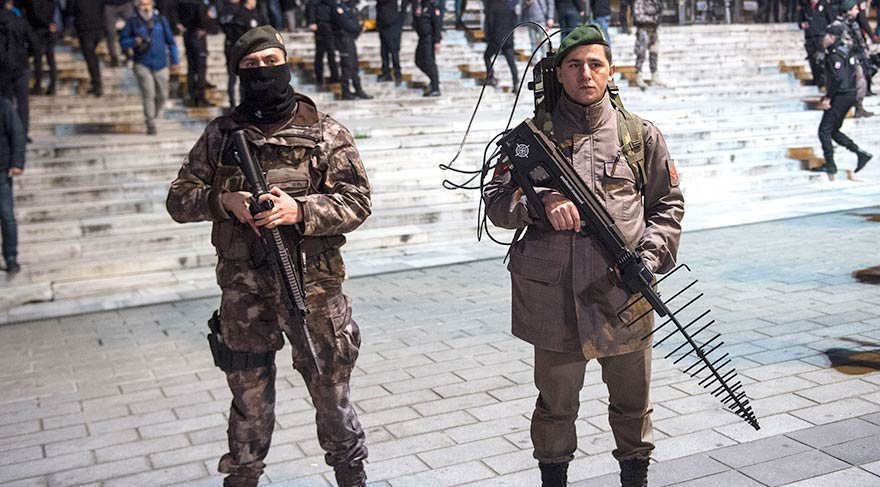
{"left": 483, "top": 24, "right": 684, "bottom": 487}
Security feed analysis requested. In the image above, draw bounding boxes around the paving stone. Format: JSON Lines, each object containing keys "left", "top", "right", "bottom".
{"left": 103, "top": 462, "right": 208, "bottom": 487}
{"left": 45, "top": 428, "right": 139, "bottom": 457}
{"left": 444, "top": 415, "right": 531, "bottom": 444}
{"left": 653, "top": 430, "right": 738, "bottom": 462}
{"left": 385, "top": 411, "right": 478, "bottom": 438}
{"left": 94, "top": 434, "right": 191, "bottom": 463}
{"left": 0, "top": 451, "right": 93, "bottom": 484}
{"left": 386, "top": 461, "right": 495, "bottom": 487}
{"left": 708, "top": 434, "right": 812, "bottom": 469}
{"left": 368, "top": 432, "right": 457, "bottom": 463}
{"left": 363, "top": 455, "right": 430, "bottom": 482}
{"left": 780, "top": 466, "right": 880, "bottom": 487}
{"left": 790, "top": 398, "right": 880, "bottom": 425}
{"left": 0, "top": 425, "right": 87, "bottom": 453}
{"left": 664, "top": 470, "right": 764, "bottom": 487}
{"left": 418, "top": 437, "right": 518, "bottom": 468}
{"left": 46, "top": 457, "right": 151, "bottom": 487}
{"left": 739, "top": 450, "right": 850, "bottom": 486}
{"left": 0, "top": 446, "right": 44, "bottom": 467}
{"left": 822, "top": 434, "right": 880, "bottom": 465}
{"left": 648, "top": 454, "right": 730, "bottom": 486}
{"left": 786, "top": 417, "right": 880, "bottom": 449}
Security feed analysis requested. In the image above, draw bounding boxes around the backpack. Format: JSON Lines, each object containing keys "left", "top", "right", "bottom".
{"left": 607, "top": 82, "right": 647, "bottom": 192}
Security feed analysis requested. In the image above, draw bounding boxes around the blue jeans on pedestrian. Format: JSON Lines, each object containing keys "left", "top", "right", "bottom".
{"left": 265, "top": 0, "right": 283, "bottom": 30}
{"left": 0, "top": 175, "right": 17, "bottom": 266}
{"left": 559, "top": 7, "right": 581, "bottom": 39}
{"left": 593, "top": 15, "right": 611, "bottom": 44}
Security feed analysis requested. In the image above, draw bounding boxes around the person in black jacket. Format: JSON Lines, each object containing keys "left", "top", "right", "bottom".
{"left": 376, "top": 0, "right": 402, "bottom": 84}
{"left": 155, "top": 0, "right": 180, "bottom": 31}
{"left": 332, "top": 0, "right": 371, "bottom": 99}
{"left": 555, "top": 0, "right": 585, "bottom": 38}
{"left": 619, "top": 0, "right": 632, "bottom": 33}
{"left": 799, "top": 0, "right": 832, "bottom": 88}
{"left": 483, "top": 0, "right": 517, "bottom": 88}
{"left": 22, "top": 0, "right": 59, "bottom": 95}
{"left": 1, "top": 0, "right": 35, "bottom": 138}
{"left": 0, "top": 98, "right": 25, "bottom": 274}
{"left": 413, "top": 0, "right": 441, "bottom": 96}
{"left": 219, "top": 0, "right": 264, "bottom": 107}
{"left": 66, "top": 0, "right": 105, "bottom": 96}
{"left": 811, "top": 23, "right": 873, "bottom": 175}
{"left": 306, "top": 0, "right": 339, "bottom": 84}
{"left": 178, "top": 0, "right": 213, "bottom": 105}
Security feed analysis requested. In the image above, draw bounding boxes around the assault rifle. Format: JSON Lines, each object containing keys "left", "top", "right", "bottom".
{"left": 497, "top": 119, "right": 760, "bottom": 430}
{"left": 231, "top": 130, "right": 323, "bottom": 375}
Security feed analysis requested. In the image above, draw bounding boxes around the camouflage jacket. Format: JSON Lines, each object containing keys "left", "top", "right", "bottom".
{"left": 166, "top": 94, "right": 372, "bottom": 290}
{"left": 633, "top": 0, "right": 663, "bottom": 25}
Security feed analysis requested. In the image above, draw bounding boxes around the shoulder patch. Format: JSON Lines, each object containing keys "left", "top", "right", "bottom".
{"left": 667, "top": 160, "right": 679, "bottom": 187}
{"left": 835, "top": 60, "right": 842, "bottom": 69}
{"left": 337, "top": 6, "right": 344, "bottom": 13}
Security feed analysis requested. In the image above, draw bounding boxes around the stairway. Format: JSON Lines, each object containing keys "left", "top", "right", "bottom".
{"left": 2, "top": 23, "right": 879, "bottom": 323}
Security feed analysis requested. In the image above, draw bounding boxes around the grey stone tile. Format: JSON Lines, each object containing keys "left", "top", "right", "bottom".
{"left": 786, "top": 418, "right": 880, "bottom": 448}
{"left": 780, "top": 467, "right": 880, "bottom": 487}
{"left": 708, "top": 435, "right": 812, "bottom": 469}
{"left": 823, "top": 434, "right": 880, "bottom": 465}
{"left": 739, "top": 450, "right": 850, "bottom": 486}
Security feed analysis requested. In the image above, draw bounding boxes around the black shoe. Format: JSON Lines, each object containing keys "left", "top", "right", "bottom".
{"left": 853, "top": 108, "right": 874, "bottom": 118}
{"left": 90, "top": 86, "right": 103, "bottom": 97}
{"left": 334, "top": 460, "right": 366, "bottom": 487}
{"left": 5, "top": 261, "right": 20, "bottom": 274}
{"left": 26, "top": 136, "right": 33, "bottom": 144}
{"left": 856, "top": 149, "right": 873, "bottom": 173}
{"left": 810, "top": 163, "right": 838, "bottom": 175}
{"left": 29, "top": 86, "right": 43, "bottom": 95}
{"left": 109, "top": 58, "right": 120, "bottom": 68}
{"left": 377, "top": 74, "right": 393, "bottom": 82}
{"left": 355, "top": 91, "right": 373, "bottom": 99}
{"left": 45, "top": 85, "right": 56, "bottom": 96}
{"left": 620, "top": 458, "right": 649, "bottom": 487}
{"left": 146, "top": 124, "right": 157, "bottom": 135}
{"left": 424, "top": 89, "right": 441, "bottom": 97}
{"left": 484, "top": 77, "right": 497, "bottom": 87}
{"left": 341, "top": 91, "right": 357, "bottom": 100}
{"left": 538, "top": 462, "right": 568, "bottom": 487}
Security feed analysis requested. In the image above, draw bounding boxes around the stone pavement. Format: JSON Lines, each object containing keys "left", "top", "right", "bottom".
{"left": 1, "top": 208, "right": 879, "bottom": 486}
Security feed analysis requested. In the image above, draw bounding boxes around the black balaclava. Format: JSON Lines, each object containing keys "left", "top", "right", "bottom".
{"left": 238, "top": 64, "right": 297, "bottom": 124}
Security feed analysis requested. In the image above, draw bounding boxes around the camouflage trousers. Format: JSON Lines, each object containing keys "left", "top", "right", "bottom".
{"left": 215, "top": 275, "right": 367, "bottom": 487}
{"left": 634, "top": 24, "right": 659, "bottom": 73}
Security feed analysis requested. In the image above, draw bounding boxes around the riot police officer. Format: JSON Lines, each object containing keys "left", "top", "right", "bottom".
{"left": 178, "top": 0, "right": 214, "bottom": 106}
{"left": 800, "top": 0, "right": 832, "bottom": 89}
{"left": 332, "top": 0, "right": 372, "bottom": 99}
{"left": 811, "top": 17, "right": 873, "bottom": 175}
{"left": 413, "top": 0, "right": 442, "bottom": 96}
{"left": 307, "top": 0, "right": 340, "bottom": 85}
{"left": 220, "top": 0, "right": 266, "bottom": 108}
{"left": 376, "top": 0, "right": 403, "bottom": 84}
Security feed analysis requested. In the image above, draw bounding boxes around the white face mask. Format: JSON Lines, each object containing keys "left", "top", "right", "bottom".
{"left": 139, "top": 8, "right": 153, "bottom": 20}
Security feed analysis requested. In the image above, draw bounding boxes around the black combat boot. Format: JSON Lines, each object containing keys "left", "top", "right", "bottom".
{"left": 335, "top": 459, "right": 367, "bottom": 487}
{"left": 619, "top": 458, "right": 649, "bottom": 487}
{"left": 855, "top": 149, "right": 873, "bottom": 173}
{"left": 538, "top": 462, "right": 568, "bottom": 487}
{"left": 810, "top": 162, "right": 838, "bottom": 175}
{"left": 222, "top": 475, "right": 259, "bottom": 487}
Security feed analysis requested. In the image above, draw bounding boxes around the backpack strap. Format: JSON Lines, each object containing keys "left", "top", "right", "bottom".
{"left": 608, "top": 83, "right": 647, "bottom": 192}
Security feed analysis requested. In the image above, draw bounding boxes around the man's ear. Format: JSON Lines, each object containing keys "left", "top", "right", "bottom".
{"left": 555, "top": 65, "right": 562, "bottom": 82}
{"left": 609, "top": 63, "right": 616, "bottom": 77}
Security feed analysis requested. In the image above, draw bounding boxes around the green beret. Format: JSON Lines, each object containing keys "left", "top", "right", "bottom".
{"left": 840, "top": 0, "right": 857, "bottom": 10}
{"left": 230, "top": 26, "right": 288, "bottom": 74}
{"left": 554, "top": 24, "right": 609, "bottom": 67}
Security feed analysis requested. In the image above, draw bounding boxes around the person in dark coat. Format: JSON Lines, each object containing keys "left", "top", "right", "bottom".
{"left": 376, "top": 0, "right": 402, "bottom": 84}
{"left": 66, "top": 0, "right": 105, "bottom": 96}
{"left": 178, "top": 0, "right": 213, "bottom": 106}
{"left": 219, "top": 0, "right": 264, "bottom": 107}
{"left": 104, "top": 0, "right": 135, "bottom": 66}
{"left": 483, "top": 0, "right": 517, "bottom": 88}
{"left": 799, "top": 0, "right": 832, "bottom": 88}
{"left": 413, "top": 0, "right": 441, "bottom": 96}
{"left": 1, "top": 0, "right": 35, "bottom": 137}
{"left": 306, "top": 0, "right": 339, "bottom": 84}
{"left": 332, "top": 0, "right": 371, "bottom": 99}
{"left": 0, "top": 98, "right": 26, "bottom": 274}
{"left": 155, "top": 0, "right": 180, "bottom": 31}
{"left": 810, "top": 17, "right": 873, "bottom": 174}
{"left": 22, "top": 0, "right": 59, "bottom": 95}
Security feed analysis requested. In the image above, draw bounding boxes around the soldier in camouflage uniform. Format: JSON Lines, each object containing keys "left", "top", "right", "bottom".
{"left": 166, "top": 26, "right": 371, "bottom": 487}
{"left": 632, "top": 0, "right": 663, "bottom": 90}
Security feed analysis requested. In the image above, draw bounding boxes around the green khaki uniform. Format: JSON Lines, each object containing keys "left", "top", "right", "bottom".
{"left": 483, "top": 91, "right": 684, "bottom": 465}
{"left": 166, "top": 93, "right": 371, "bottom": 487}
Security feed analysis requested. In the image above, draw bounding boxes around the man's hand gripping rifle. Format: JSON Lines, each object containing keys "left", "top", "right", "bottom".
{"left": 231, "top": 130, "right": 323, "bottom": 376}
{"left": 497, "top": 120, "right": 760, "bottom": 431}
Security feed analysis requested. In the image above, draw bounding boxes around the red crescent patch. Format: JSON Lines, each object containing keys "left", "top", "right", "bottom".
{"left": 667, "top": 160, "right": 680, "bottom": 186}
